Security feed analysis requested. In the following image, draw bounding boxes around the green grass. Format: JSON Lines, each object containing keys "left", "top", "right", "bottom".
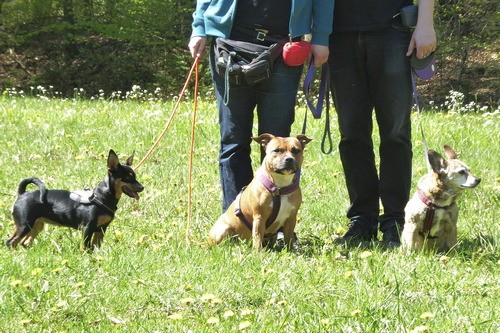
{"left": 0, "top": 92, "right": 498, "bottom": 332}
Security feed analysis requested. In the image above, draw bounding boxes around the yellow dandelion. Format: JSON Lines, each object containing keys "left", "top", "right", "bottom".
{"left": 410, "top": 325, "right": 430, "bottom": 333}
{"left": 95, "top": 256, "right": 105, "bottom": 262}
{"left": 239, "top": 321, "right": 252, "bottom": 330}
{"left": 344, "top": 270, "right": 354, "bottom": 279}
{"left": 211, "top": 298, "right": 223, "bottom": 305}
{"left": 136, "top": 235, "right": 148, "bottom": 244}
{"left": 277, "top": 300, "right": 288, "bottom": 306}
{"left": 168, "top": 313, "right": 183, "bottom": 320}
{"left": 180, "top": 297, "right": 195, "bottom": 305}
{"left": 20, "top": 319, "right": 32, "bottom": 325}
{"left": 416, "top": 167, "right": 427, "bottom": 175}
{"left": 267, "top": 298, "right": 277, "bottom": 305}
{"left": 61, "top": 259, "right": 69, "bottom": 266}
{"left": 132, "top": 279, "right": 146, "bottom": 285}
{"left": 420, "top": 312, "right": 435, "bottom": 320}
{"left": 114, "top": 230, "right": 123, "bottom": 240}
{"left": 207, "top": 317, "right": 220, "bottom": 325}
{"left": 10, "top": 279, "right": 22, "bottom": 287}
{"left": 320, "top": 319, "right": 330, "bottom": 325}
{"left": 184, "top": 284, "right": 193, "bottom": 291}
{"left": 31, "top": 268, "right": 42, "bottom": 276}
{"left": 359, "top": 250, "right": 372, "bottom": 259}
{"left": 74, "top": 282, "right": 86, "bottom": 288}
{"left": 262, "top": 268, "right": 277, "bottom": 275}
{"left": 56, "top": 300, "right": 68, "bottom": 308}
{"left": 52, "top": 267, "right": 63, "bottom": 274}
{"left": 201, "top": 294, "right": 217, "bottom": 302}
{"left": 223, "top": 310, "right": 235, "bottom": 318}
{"left": 351, "top": 309, "right": 362, "bottom": 317}
{"left": 241, "top": 309, "right": 253, "bottom": 317}
{"left": 439, "top": 256, "right": 450, "bottom": 265}
{"left": 336, "top": 226, "right": 346, "bottom": 235}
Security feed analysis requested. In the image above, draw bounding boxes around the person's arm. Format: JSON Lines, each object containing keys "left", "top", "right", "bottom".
{"left": 310, "top": 0, "right": 334, "bottom": 66}
{"left": 188, "top": 0, "right": 211, "bottom": 59}
{"left": 406, "top": 0, "right": 437, "bottom": 59}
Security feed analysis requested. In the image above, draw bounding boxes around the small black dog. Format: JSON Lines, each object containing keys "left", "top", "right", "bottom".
{"left": 6, "top": 150, "right": 144, "bottom": 250}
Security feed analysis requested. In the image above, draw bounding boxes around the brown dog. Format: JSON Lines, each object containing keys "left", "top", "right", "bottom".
{"left": 209, "top": 133, "right": 312, "bottom": 250}
{"left": 402, "top": 145, "right": 480, "bottom": 252}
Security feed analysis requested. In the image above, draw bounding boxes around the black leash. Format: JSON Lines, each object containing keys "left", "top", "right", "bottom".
{"left": 302, "top": 61, "right": 333, "bottom": 154}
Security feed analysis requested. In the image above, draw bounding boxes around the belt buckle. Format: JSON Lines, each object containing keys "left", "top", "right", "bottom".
{"left": 255, "top": 29, "right": 268, "bottom": 42}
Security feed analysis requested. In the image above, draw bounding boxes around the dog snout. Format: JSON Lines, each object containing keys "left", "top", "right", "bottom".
{"left": 134, "top": 183, "right": 145, "bottom": 192}
{"left": 462, "top": 176, "right": 481, "bottom": 188}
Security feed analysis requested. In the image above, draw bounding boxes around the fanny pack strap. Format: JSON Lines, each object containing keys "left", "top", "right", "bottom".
{"left": 302, "top": 61, "right": 333, "bottom": 154}
{"left": 222, "top": 54, "right": 233, "bottom": 105}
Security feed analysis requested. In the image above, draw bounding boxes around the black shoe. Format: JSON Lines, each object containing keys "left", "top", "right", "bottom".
{"left": 337, "top": 218, "right": 377, "bottom": 245}
{"left": 382, "top": 223, "right": 403, "bottom": 248}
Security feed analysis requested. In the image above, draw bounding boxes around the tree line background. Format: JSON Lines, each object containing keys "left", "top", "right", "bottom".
{"left": 0, "top": 0, "right": 498, "bottom": 107}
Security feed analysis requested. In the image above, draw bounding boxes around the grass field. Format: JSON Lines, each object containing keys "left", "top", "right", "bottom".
{"left": 0, "top": 88, "right": 498, "bottom": 332}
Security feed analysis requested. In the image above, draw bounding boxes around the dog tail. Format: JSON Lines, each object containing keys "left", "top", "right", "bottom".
{"left": 17, "top": 177, "right": 47, "bottom": 202}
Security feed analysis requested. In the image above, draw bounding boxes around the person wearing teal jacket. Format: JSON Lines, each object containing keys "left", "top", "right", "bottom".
{"left": 189, "top": 1, "right": 333, "bottom": 213}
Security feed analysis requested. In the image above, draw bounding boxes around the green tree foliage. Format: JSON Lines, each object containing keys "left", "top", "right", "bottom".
{"left": 432, "top": 0, "right": 499, "bottom": 105}
{"left": 0, "top": 0, "right": 497, "bottom": 105}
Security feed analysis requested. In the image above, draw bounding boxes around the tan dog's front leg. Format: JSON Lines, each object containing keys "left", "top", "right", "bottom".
{"left": 252, "top": 216, "right": 265, "bottom": 251}
{"left": 281, "top": 215, "right": 298, "bottom": 250}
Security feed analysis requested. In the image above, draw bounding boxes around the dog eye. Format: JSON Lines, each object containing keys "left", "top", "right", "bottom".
{"left": 291, "top": 148, "right": 301, "bottom": 154}
{"left": 273, "top": 148, "right": 283, "bottom": 153}
{"left": 458, "top": 170, "right": 467, "bottom": 175}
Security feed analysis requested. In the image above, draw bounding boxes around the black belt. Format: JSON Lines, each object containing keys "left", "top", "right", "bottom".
{"left": 231, "top": 25, "right": 297, "bottom": 45}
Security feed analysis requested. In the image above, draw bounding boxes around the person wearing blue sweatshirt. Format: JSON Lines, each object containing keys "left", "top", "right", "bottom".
{"left": 189, "top": 0, "right": 333, "bottom": 212}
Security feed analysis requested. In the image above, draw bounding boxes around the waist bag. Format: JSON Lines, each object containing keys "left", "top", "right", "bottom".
{"left": 214, "top": 38, "right": 283, "bottom": 86}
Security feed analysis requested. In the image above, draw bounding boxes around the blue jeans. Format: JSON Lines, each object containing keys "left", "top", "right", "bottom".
{"left": 328, "top": 30, "right": 413, "bottom": 231}
{"left": 209, "top": 41, "right": 303, "bottom": 211}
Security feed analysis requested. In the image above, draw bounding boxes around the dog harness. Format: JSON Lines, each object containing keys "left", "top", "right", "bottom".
{"left": 417, "top": 188, "right": 452, "bottom": 239}
{"left": 70, "top": 190, "right": 116, "bottom": 214}
{"left": 234, "top": 169, "right": 301, "bottom": 234}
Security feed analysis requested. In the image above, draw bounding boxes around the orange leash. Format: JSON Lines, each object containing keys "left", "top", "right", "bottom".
{"left": 186, "top": 59, "right": 199, "bottom": 243}
{"left": 134, "top": 57, "right": 200, "bottom": 171}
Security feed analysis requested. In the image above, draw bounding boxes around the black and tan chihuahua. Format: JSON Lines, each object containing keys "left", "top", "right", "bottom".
{"left": 6, "top": 149, "right": 144, "bottom": 251}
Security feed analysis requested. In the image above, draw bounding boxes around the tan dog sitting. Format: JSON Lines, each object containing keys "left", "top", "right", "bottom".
{"left": 402, "top": 145, "right": 481, "bottom": 252}
{"left": 209, "top": 133, "right": 312, "bottom": 250}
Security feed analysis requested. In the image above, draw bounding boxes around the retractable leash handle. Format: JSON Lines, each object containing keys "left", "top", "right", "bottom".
{"left": 302, "top": 60, "right": 333, "bottom": 154}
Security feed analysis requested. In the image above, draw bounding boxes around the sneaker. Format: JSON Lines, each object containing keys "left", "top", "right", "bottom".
{"left": 381, "top": 223, "right": 403, "bottom": 248}
{"left": 337, "top": 218, "right": 377, "bottom": 244}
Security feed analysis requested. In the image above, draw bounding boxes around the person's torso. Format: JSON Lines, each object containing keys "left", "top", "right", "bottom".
{"left": 233, "top": 0, "right": 292, "bottom": 38}
{"left": 333, "top": 0, "right": 414, "bottom": 31}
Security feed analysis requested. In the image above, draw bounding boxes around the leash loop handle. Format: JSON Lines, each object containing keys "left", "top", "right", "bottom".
{"left": 302, "top": 60, "right": 333, "bottom": 154}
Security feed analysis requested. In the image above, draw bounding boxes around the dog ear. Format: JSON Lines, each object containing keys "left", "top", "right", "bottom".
{"left": 443, "top": 145, "right": 457, "bottom": 160}
{"left": 296, "top": 134, "right": 312, "bottom": 147}
{"left": 126, "top": 151, "right": 135, "bottom": 166}
{"left": 427, "top": 149, "right": 447, "bottom": 174}
{"left": 107, "top": 149, "right": 120, "bottom": 172}
{"left": 252, "top": 133, "right": 274, "bottom": 148}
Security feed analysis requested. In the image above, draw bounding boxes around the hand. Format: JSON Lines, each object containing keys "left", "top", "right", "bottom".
{"left": 188, "top": 36, "right": 207, "bottom": 59}
{"left": 311, "top": 44, "right": 329, "bottom": 67}
{"left": 406, "top": 0, "right": 437, "bottom": 59}
{"left": 406, "top": 25, "right": 437, "bottom": 59}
